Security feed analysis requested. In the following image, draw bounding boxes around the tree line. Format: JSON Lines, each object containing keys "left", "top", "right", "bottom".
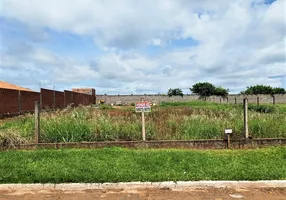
{"left": 168, "top": 82, "right": 285, "bottom": 98}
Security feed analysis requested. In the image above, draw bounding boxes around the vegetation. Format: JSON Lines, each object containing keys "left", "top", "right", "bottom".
{"left": 0, "top": 147, "right": 285, "bottom": 183}
{"left": 0, "top": 101, "right": 285, "bottom": 146}
{"left": 241, "top": 85, "right": 285, "bottom": 95}
{"left": 168, "top": 88, "right": 184, "bottom": 97}
{"left": 248, "top": 104, "right": 276, "bottom": 113}
{"left": 214, "top": 86, "right": 229, "bottom": 97}
{"left": 190, "top": 82, "right": 229, "bottom": 98}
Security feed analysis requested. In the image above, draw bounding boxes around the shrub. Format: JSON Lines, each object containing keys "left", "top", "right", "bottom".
{"left": 99, "top": 104, "right": 114, "bottom": 110}
{"left": 248, "top": 105, "right": 276, "bottom": 113}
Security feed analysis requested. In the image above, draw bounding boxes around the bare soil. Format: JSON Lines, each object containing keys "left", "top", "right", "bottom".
{"left": 1, "top": 187, "right": 285, "bottom": 200}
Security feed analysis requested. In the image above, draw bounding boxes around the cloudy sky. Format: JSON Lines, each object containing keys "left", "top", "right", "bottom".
{"left": 0, "top": 0, "right": 285, "bottom": 94}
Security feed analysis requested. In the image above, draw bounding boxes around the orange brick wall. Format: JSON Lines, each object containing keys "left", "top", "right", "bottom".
{"left": 0, "top": 88, "right": 96, "bottom": 115}
{"left": 0, "top": 88, "right": 19, "bottom": 114}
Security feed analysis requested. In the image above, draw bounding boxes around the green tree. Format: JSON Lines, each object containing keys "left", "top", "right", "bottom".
{"left": 241, "top": 85, "right": 285, "bottom": 95}
{"left": 168, "top": 88, "right": 183, "bottom": 97}
{"left": 272, "top": 87, "right": 285, "bottom": 94}
{"left": 213, "top": 86, "right": 229, "bottom": 97}
{"left": 190, "top": 82, "right": 216, "bottom": 98}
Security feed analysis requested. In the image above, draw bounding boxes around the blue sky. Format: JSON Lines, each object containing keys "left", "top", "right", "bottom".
{"left": 0, "top": 0, "right": 285, "bottom": 94}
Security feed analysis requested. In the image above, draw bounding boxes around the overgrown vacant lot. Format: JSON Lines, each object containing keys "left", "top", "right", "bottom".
{"left": 0, "top": 147, "right": 285, "bottom": 183}
{"left": 0, "top": 101, "right": 285, "bottom": 144}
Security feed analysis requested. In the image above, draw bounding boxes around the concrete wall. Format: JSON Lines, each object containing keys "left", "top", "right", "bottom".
{"left": 96, "top": 94, "right": 286, "bottom": 105}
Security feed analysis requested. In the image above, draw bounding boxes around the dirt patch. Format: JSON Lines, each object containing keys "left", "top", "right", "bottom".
{"left": 1, "top": 187, "right": 285, "bottom": 200}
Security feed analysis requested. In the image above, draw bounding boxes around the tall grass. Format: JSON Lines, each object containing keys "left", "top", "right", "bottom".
{"left": 0, "top": 102, "right": 285, "bottom": 145}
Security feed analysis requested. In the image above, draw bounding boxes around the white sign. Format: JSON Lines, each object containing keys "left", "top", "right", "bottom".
{"left": 135, "top": 101, "right": 151, "bottom": 112}
{"left": 225, "top": 129, "right": 233, "bottom": 134}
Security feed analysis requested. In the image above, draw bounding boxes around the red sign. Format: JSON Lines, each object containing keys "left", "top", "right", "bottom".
{"left": 135, "top": 101, "right": 151, "bottom": 112}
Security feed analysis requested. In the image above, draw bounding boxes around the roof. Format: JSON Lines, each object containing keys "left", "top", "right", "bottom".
{"left": 0, "top": 81, "right": 33, "bottom": 92}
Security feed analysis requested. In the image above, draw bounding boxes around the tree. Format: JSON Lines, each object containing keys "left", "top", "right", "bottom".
{"left": 190, "top": 82, "right": 216, "bottom": 98}
{"left": 213, "top": 86, "right": 229, "bottom": 97}
{"left": 272, "top": 87, "right": 285, "bottom": 94}
{"left": 168, "top": 88, "right": 183, "bottom": 97}
{"left": 241, "top": 85, "right": 285, "bottom": 95}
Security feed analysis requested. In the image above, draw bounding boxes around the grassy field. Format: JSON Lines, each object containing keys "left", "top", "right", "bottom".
{"left": 0, "top": 147, "right": 285, "bottom": 183}
{"left": 0, "top": 101, "right": 285, "bottom": 145}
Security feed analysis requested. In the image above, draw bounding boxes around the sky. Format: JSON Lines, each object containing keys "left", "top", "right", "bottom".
{"left": 0, "top": 0, "right": 285, "bottom": 94}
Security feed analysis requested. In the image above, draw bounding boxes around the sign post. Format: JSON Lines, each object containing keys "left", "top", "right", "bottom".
{"left": 142, "top": 111, "right": 145, "bottom": 141}
{"left": 225, "top": 129, "right": 232, "bottom": 149}
{"left": 135, "top": 100, "right": 151, "bottom": 141}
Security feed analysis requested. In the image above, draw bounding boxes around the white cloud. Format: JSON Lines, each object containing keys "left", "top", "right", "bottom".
{"left": 0, "top": 0, "right": 285, "bottom": 93}
{"left": 152, "top": 39, "right": 162, "bottom": 46}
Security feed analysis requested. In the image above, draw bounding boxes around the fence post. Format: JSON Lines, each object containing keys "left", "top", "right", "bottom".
{"left": 257, "top": 96, "right": 259, "bottom": 106}
{"left": 64, "top": 91, "right": 66, "bottom": 107}
{"left": 235, "top": 97, "right": 237, "bottom": 104}
{"left": 40, "top": 88, "right": 42, "bottom": 111}
{"left": 53, "top": 89, "right": 56, "bottom": 110}
{"left": 272, "top": 95, "right": 275, "bottom": 105}
{"left": 18, "top": 90, "right": 21, "bottom": 115}
{"left": 220, "top": 97, "right": 222, "bottom": 103}
{"left": 243, "top": 98, "right": 249, "bottom": 139}
{"left": 35, "top": 101, "right": 40, "bottom": 144}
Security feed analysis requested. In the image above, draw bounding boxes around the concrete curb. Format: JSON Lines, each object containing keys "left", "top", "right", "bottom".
{"left": 0, "top": 181, "right": 285, "bottom": 191}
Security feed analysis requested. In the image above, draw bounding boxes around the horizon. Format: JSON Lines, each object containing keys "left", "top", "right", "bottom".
{"left": 0, "top": 0, "right": 285, "bottom": 94}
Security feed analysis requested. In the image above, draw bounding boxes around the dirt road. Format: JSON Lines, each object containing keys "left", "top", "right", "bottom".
{"left": 1, "top": 187, "right": 285, "bottom": 200}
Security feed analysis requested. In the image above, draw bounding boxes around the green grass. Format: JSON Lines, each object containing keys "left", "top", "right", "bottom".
{"left": 160, "top": 101, "right": 238, "bottom": 110}
{"left": 275, "top": 104, "right": 286, "bottom": 113}
{"left": 0, "top": 147, "right": 285, "bottom": 183}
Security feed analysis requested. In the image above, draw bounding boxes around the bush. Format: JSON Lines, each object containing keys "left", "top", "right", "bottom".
{"left": 99, "top": 104, "right": 114, "bottom": 110}
{"left": 168, "top": 88, "right": 183, "bottom": 97}
{"left": 248, "top": 105, "right": 276, "bottom": 113}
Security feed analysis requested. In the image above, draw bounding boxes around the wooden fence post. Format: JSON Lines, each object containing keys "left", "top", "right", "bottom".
{"left": 235, "top": 97, "right": 237, "bottom": 104}
{"left": 273, "top": 95, "right": 275, "bottom": 105}
{"left": 257, "top": 96, "right": 259, "bottom": 106}
{"left": 35, "top": 101, "right": 40, "bottom": 144}
{"left": 141, "top": 98, "right": 146, "bottom": 141}
{"left": 18, "top": 90, "right": 21, "bottom": 115}
{"left": 243, "top": 98, "right": 249, "bottom": 139}
{"left": 53, "top": 89, "right": 56, "bottom": 110}
{"left": 40, "top": 88, "right": 42, "bottom": 111}
{"left": 64, "top": 91, "right": 66, "bottom": 107}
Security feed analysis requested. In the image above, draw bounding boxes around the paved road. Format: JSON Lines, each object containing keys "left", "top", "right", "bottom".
{"left": 1, "top": 187, "right": 286, "bottom": 200}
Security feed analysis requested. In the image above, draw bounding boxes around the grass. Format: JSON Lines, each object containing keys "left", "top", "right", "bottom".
{"left": 0, "top": 102, "right": 285, "bottom": 145}
{"left": 275, "top": 104, "right": 286, "bottom": 113}
{"left": 160, "top": 101, "right": 238, "bottom": 110}
{"left": 0, "top": 147, "right": 285, "bottom": 183}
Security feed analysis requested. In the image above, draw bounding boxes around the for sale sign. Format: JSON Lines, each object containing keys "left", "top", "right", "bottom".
{"left": 135, "top": 101, "right": 151, "bottom": 112}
